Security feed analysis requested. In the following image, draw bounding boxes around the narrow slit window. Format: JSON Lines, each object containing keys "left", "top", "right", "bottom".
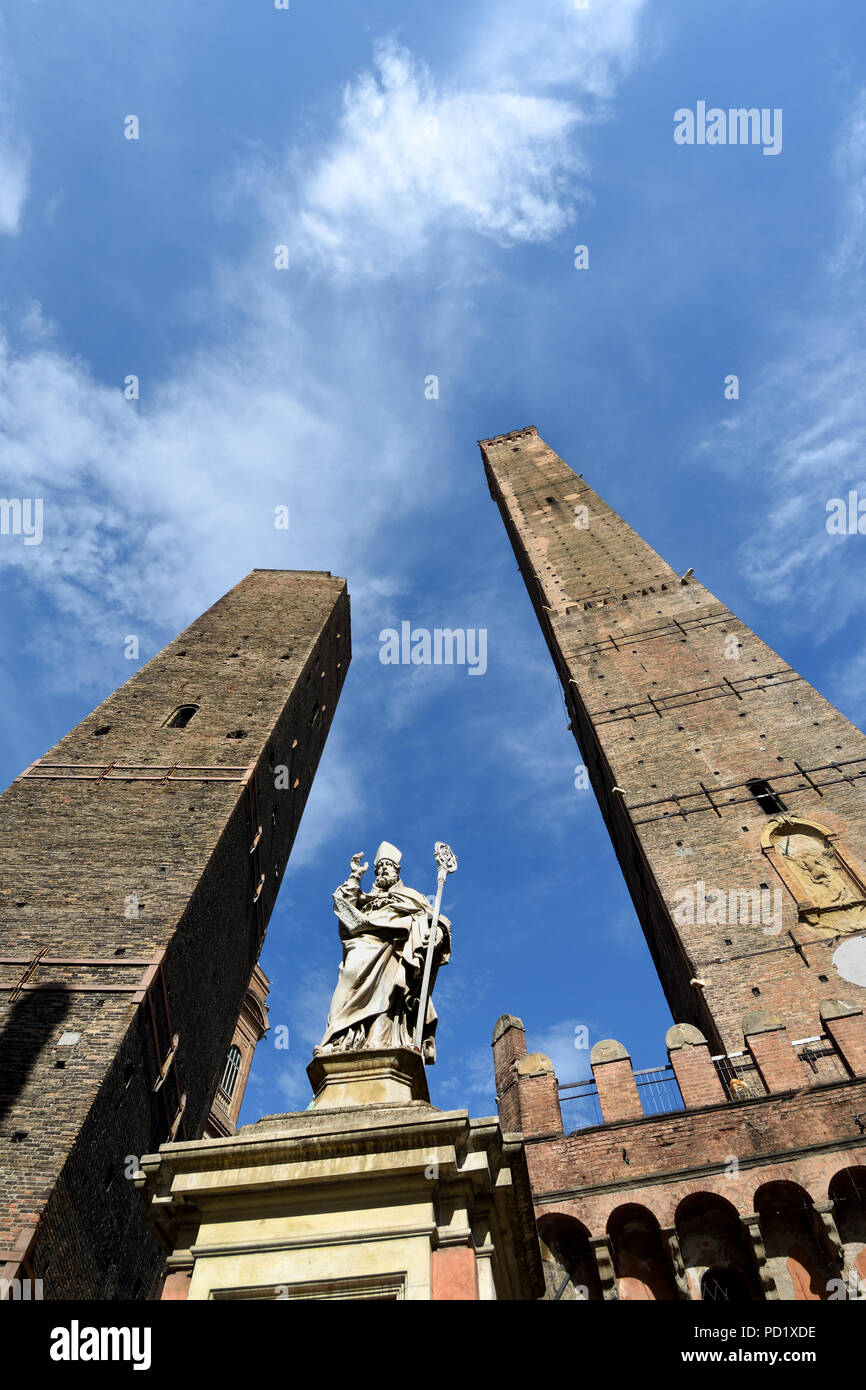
{"left": 218, "top": 1045, "right": 242, "bottom": 1102}
{"left": 165, "top": 704, "right": 199, "bottom": 729}
{"left": 746, "top": 779, "right": 786, "bottom": 815}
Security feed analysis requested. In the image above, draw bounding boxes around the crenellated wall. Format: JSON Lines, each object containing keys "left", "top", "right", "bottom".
{"left": 492, "top": 1010, "right": 866, "bottom": 1300}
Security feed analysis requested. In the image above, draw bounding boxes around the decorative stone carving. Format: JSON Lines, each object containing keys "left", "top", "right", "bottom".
{"left": 315, "top": 843, "right": 452, "bottom": 1063}
{"left": 665, "top": 1023, "right": 707, "bottom": 1050}
{"left": 516, "top": 1052, "right": 555, "bottom": 1076}
{"left": 590, "top": 1038, "right": 630, "bottom": 1065}
{"left": 761, "top": 817, "right": 866, "bottom": 939}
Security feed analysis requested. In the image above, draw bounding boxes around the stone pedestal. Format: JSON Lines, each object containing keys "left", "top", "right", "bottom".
{"left": 307, "top": 1046, "right": 429, "bottom": 1108}
{"left": 137, "top": 1048, "right": 543, "bottom": 1301}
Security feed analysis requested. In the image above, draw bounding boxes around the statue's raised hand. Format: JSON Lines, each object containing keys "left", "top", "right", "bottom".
{"left": 349, "top": 852, "right": 368, "bottom": 883}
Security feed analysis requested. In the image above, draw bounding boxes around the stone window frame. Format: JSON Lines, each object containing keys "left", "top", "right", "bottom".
{"left": 209, "top": 1272, "right": 406, "bottom": 1300}
{"left": 163, "top": 704, "right": 200, "bottom": 730}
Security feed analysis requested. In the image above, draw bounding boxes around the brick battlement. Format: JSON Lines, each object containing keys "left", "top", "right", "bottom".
{"left": 492, "top": 1011, "right": 866, "bottom": 1299}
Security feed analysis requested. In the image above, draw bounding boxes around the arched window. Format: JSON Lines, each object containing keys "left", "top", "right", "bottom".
{"left": 218, "top": 1045, "right": 242, "bottom": 1102}
{"left": 537, "top": 1213, "right": 603, "bottom": 1301}
{"left": 164, "top": 705, "right": 199, "bottom": 729}
{"left": 607, "top": 1204, "right": 679, "bottom": 1301}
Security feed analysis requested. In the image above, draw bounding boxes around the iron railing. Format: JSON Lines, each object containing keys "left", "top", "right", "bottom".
{"left": 793, "top": 1034, "right": 850, "bottom": 1084}
{"left": 634, "top": 1064, "right": 684, "bottom": 1116}
{"left": 711, "top": 1050, "right": 767, "bottom": 1101}
{"left": 558, "top": 1079, "right": 603, "bottom": 1132}
{"left": 558, "top": 1064, "right": 684, "bottom": 1130}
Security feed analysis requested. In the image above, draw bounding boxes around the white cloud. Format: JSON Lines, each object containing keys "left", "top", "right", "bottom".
{"left": 695, "top": 90, "right": 866, "bottom": 638}
{"left": 532, "top": 1016, "right": 594, "bottom": 1084}
{"left": 0, "top": 135, "right": 27, "bottom": 234}
{"left": 0, "top": 3, "right": 651, "bottom": 686}
{"left": 462, "top": 0, "right": 649, "bottom": 100}
{"left": 270, "top": 964, "right": 336, "bottom": 1112}
{"left": 288, "top": 39, "right": 584, "bottom": 279}
{"left": 0, "top": 35, "right": 27, "bottom": 234}
{"left": 829, "top": 89, "right": 866, "bottom": 278}
{"left": 285, "top": 729, "right": 367, "bottom": 869}
{"left": 255, "top": 3, "right": 649, "bottom": 281}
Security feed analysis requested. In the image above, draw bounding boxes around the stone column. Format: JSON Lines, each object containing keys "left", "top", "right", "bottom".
{"left": 591, "top": 1234, "right": 619, "bottom": 1300}
{"left": 662, "top": 1225, "right": 692, "bottom": 1299}
{"left": 470, "top": 1209, "right": 497, "bottom": 1301}
{"left": 812, "top": 1200, "right": 848, "bottom": 1293}
{"left": 741, "top": 1213, "right": 778, "bottom": 1300}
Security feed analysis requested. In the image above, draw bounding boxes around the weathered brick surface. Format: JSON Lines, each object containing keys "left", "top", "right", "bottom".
{"left": 667, "top": 1034, "right": 728, "bottom": 1108}
{"left": 0, "top": 569, "right": 350, "bottom": 1298}
{"left": 481, "top": 427, "right": 866, "bottom": 1052}
{"left": 821, "top": 1004, "right": 866, "bottom": 1076}
{"left": 593, "top": 1057, "right": 643, "bottom": 1124}
{"left": 515, "top": 1068, "right": 563, "bottom": 1139}
{"left": 500, "top": 1019, "right": 866, "bottom": 1299}
{"left": 744, "top": 1018, "right": 808, "bottom": 1095}
{"left": 524, "top": 1072, "right": 866, "bottom": 1234}
{"left": 492, "top": 1014, "right": 527, "bottom": 1134}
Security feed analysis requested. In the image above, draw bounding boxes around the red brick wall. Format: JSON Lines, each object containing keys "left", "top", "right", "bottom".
{"left": 0, "top": 570, "right": 350, "bottom": 1299}
{"left": 481, "top": 428, "right": 866, "bottom": 1052}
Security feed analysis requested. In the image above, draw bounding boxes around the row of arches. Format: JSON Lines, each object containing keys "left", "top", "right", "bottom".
{"left": 538, "top": 1169, "right": 866, "bottom": 1301}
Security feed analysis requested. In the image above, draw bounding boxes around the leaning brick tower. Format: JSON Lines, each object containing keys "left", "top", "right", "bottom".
{"left": 0, "top": 569, "right": 349, "bottom": 1299}
{"left": 481, "top": 427, "right": 866, "bottom": 1052}
{"left": 481, "top": 427, "right": 866, "bottom": 1304}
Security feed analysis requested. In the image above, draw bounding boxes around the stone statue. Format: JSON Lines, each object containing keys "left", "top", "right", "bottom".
{"left": 315, "top": 842, "right": 452, "bottom": 1063}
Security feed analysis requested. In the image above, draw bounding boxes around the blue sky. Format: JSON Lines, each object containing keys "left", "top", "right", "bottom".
{"left": 1, "top": 0, "right": 865, "bottom": 1121}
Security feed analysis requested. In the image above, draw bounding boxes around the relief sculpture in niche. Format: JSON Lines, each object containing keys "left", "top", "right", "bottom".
{"left": 761, "top": 817, "right": 866, "bottom": 940}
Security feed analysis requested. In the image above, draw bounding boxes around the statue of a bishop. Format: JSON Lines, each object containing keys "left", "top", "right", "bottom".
{"left": 316, "top": 842, "right": 451, "bottom": 1063}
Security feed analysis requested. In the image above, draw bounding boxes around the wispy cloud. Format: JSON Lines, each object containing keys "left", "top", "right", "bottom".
{"left": 0, "top": 3, "right": 650, "bottom": 687}
{"left": 288, "top": 39, "right": 584, "bottom": 280}
{"left": 0, "top": 33, "right": 27, "bottom": 235}
{"left": 695, "top": 90, "right": 866, "bottom": 644}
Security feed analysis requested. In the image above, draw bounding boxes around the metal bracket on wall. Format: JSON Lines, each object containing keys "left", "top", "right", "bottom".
{"left": 144, "top": 953, "right": 187, "bottom": 1144}
{"left": 14, "top": 760, "right": 253, "bottom": 784}
{"left": 244, "top": 766, "right": 266, "bottom": 944}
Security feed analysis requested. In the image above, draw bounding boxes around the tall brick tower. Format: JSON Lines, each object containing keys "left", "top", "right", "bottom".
{"left": 480, "top": 427, "right": 866, "bottom": 1052}
{"left": 481, "top": 428, "right": 866, "bottom": 1304}
{"left": 0, "top": 569, "right": 349, "bottom": 1299}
